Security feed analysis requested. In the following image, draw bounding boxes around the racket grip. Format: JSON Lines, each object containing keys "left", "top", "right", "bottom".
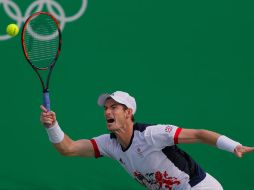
{"left": 43, "top": 92, "right": 51, "bottom": 111}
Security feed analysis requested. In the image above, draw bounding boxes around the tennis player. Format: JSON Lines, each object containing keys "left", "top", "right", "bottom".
{"left": 40, "top": 91, "right": 254, "bottom": 190}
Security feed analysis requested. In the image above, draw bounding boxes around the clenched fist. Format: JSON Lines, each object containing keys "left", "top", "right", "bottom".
{"left": 40, "top": 105, "right": 56, "bottom": 127}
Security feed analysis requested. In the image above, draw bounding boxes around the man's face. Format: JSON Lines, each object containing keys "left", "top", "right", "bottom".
{"left": 104, "top": 98, "right": 130, "bottom": 132}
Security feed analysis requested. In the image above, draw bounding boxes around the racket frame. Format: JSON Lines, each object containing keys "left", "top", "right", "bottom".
{"left": 21, "top": 12, "right": 62, "bottom": 110}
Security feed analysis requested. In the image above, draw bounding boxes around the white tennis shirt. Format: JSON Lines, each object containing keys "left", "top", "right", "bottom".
{"left": 91, "top": 123, "right": 206, "bottom": 190}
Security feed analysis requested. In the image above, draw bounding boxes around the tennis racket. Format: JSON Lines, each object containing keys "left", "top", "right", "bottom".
{"left": 21, "top": 12, "right": 62, "bottom": 111}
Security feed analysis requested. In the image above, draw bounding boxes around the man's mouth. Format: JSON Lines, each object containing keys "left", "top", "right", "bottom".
{"left": 107, "top": 118, "right": 115, "bottom": 123}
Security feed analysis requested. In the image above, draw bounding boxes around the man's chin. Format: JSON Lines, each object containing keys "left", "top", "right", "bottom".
{"left": 107, "top": 123, "right": 115, "bottom": 131}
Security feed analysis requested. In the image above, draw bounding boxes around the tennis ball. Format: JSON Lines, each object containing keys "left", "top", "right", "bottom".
{"left": 6, "top": 24, "right": 19, "bottom": 37}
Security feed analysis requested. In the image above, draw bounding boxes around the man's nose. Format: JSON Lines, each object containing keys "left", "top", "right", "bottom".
{"left": 104, "top": 108, "right": 111, "bottom": 115}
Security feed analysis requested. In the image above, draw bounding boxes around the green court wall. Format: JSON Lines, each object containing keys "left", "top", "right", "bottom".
{"left": 0, "top": 0, "right": 253, "bottom": 189}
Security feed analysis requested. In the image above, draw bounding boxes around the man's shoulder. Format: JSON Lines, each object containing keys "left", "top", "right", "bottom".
{"left": 107, "top": 122, "right": 155, "bottom": 139}
{"left": 133, "top": 122, "right": 157, "bottom": 132}
{"left": 94, "top": 133, "right": 119, "bottom": 145}
{"left": 99, "top": 133, "right": 118, "bottom": 140}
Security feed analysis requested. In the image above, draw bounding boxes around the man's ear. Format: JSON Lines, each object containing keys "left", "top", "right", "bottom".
{"left": 125, "top": 108, "right": 133, "bottom": 118}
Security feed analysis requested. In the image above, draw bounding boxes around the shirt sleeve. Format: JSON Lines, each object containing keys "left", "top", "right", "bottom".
{"left": 144, "top": 124, "right": 182, "bottom": 149}
{"left": 90, "top": 134, "right": 117, "bottom": 159}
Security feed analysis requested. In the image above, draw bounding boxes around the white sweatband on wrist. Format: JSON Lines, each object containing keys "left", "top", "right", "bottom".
{"left": 46, "top": 121, "right": 64, "bottom": 143}
{"left": 216, "top": 135, "right": 241, "bottom": 153}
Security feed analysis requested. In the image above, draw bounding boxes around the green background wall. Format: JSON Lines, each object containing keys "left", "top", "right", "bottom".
{"left": 0, "top": 0, "right": 253, "bottom": 189}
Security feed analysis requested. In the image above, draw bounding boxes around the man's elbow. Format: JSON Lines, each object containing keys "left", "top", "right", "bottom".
{"left": 58, "top": 149, "right": 71, "bottom": 156}
{"left": 197, "top": 129, "right": 209, "bottom": 137}
{"left": 54, "top": 146, "right": 75, "bottom": 156}
{"left": 196, "top": 129, "right": 219, "bottom": 145}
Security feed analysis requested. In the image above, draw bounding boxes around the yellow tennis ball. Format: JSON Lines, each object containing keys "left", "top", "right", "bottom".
{"left": 6, "top": 24, "right": 19, "bottom": 37}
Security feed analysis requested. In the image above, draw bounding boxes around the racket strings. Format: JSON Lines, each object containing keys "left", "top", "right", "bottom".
{"left": 24, "top": 14, "right": 60, "bottom": 69}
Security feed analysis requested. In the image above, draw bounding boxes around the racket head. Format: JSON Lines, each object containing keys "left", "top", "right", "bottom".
{"left": 21, "top": 12, "right": 62, "bottom": 70}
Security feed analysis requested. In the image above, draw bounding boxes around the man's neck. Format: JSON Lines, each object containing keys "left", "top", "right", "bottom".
{"left": 114, "top": 122, "right": 134, "bottom": 149}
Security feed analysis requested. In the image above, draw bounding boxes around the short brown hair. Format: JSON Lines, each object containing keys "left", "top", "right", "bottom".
{"left": 121, "top": 104, "right": 135, "bottom": 122}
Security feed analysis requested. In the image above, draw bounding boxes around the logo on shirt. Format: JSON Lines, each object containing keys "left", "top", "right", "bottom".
{"left": 136, "top": 146, "right": 144, "bottom": 157}
{"left": 134, "top": 170, "right": 180, "bottom": 190}
{"left": 165, "top": 126, "right": 173, "bottom": 133}
{"left": 155, "top": 171, "right": 180, "bottom": 189}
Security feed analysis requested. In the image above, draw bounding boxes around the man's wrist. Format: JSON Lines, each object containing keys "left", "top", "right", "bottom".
{"left": 216, "top": 135, "right": 241, "bottom": 153}
{"left": 46, "top": 121, "right": 64, "bottom": 143}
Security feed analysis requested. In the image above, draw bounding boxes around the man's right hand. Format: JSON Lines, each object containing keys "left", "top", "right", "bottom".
{"left": 40, "top": 105, "right": 56, "bottom": 127}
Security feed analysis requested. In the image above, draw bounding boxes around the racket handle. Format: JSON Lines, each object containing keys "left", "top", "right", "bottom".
{"left": 43, "top": 91, "right": 51, "bottom": 111}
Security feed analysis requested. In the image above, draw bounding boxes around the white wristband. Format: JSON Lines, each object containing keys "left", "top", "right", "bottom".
{"left": 46, "top": 121, "right": 64, "bottom": 143}
{"left": 216, "top": 135, "right": 241, "bottom": 153}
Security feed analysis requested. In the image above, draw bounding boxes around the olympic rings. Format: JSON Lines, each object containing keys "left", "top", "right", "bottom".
{"left": 0, "top": 0, "right": 88, "bottom": 41}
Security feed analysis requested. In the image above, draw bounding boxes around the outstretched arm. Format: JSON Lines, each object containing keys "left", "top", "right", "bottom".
{"left": 178, "top": 128, "right": 254, "bottom": 158}
{"left": 40, "top": 105, "right": 95, "bottom": 157}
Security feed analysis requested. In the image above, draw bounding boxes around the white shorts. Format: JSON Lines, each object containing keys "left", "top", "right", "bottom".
{"left": 191, "top": 173, "right": 223, "bottom": 190}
